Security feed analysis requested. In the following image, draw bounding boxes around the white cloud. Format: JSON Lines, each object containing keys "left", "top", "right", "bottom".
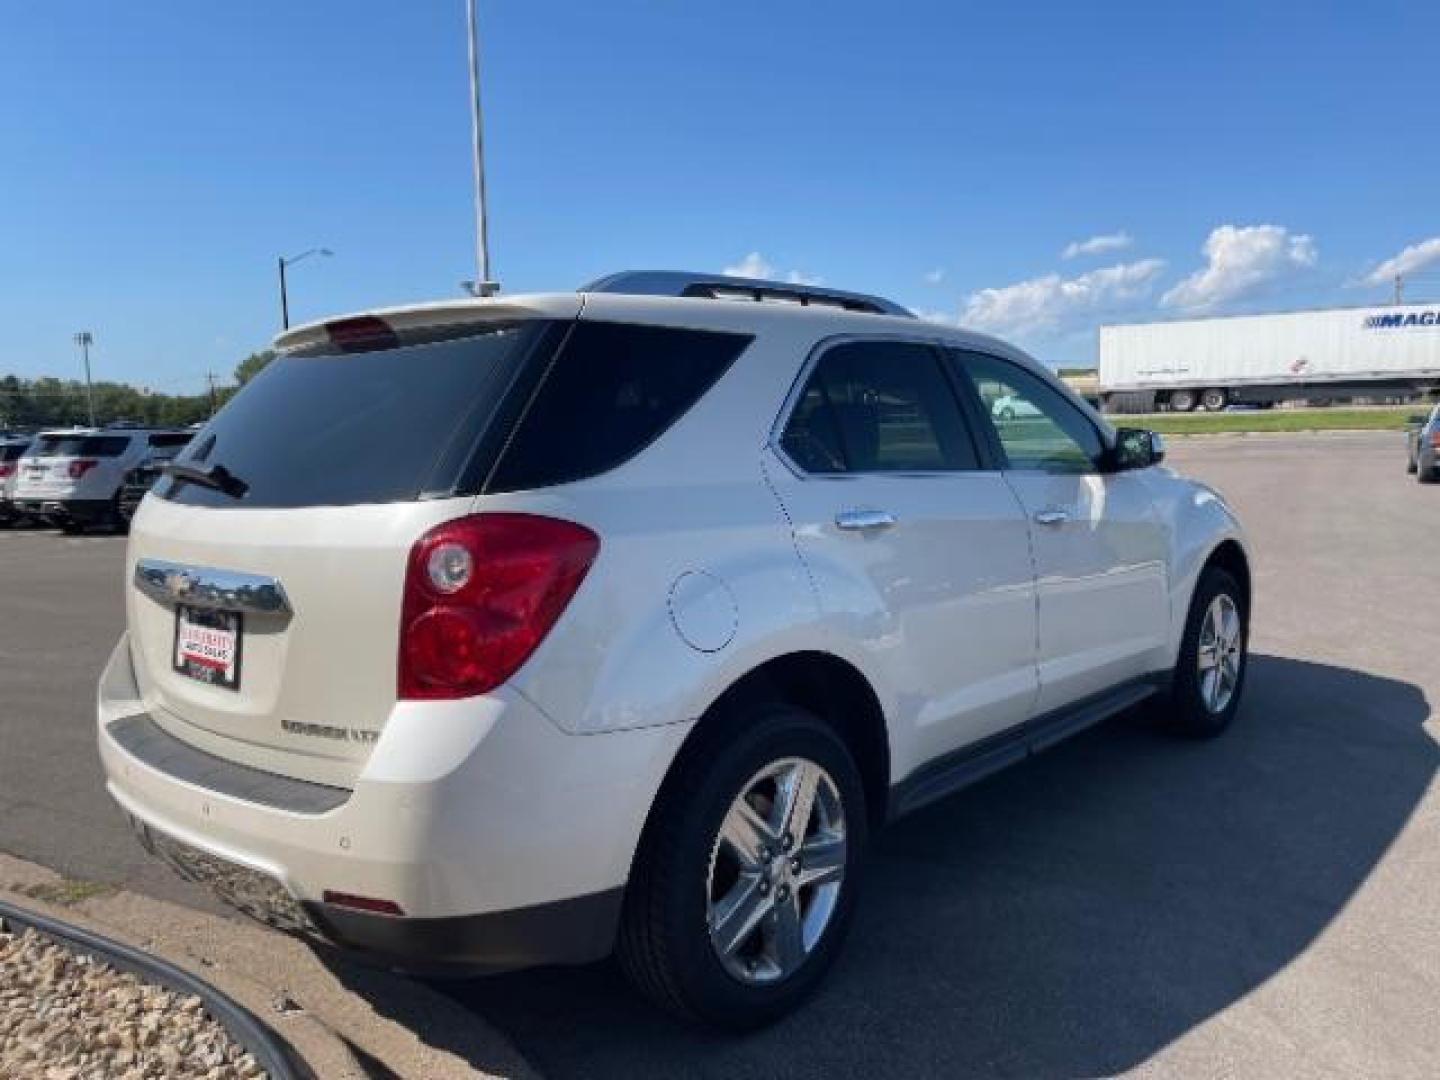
{"left": 1161, "top": 224, "right": 1317, "bottom": 310}
{"left": 723, "top": 251, "right": 774, "bottom": 279}
{"left": 923, "top": 267, "right": 945, "bottom": 285}
{"left": 911, "top": 307, "right": 960, "bottom": 326}
{"left": 1363, "top": 237, "right": 1440, "bottom": 286}
{"left": 721, "top": 252, "right": 821, "bottom": 286}
{"left": 1061, "top": 232, "right": 1133, "bottom": 260}
{"left": 960, "top": 258, "right": 1167, "bottom": 337}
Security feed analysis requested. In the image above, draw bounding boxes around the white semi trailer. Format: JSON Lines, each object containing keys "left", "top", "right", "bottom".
{"left": 1098, "top": 302, "right": 1440, "bottom": 412}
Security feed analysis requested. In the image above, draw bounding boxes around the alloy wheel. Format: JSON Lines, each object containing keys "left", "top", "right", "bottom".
{"left": 1197, "top": 593, "right": 1243, "bottom": 713}
{"left": 706, "top": 757, "right": 846, "bottom": 984}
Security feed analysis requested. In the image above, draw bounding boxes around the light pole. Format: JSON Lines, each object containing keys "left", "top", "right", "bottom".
{"left": 465, "top": 0, "right": 498, "bottom": 296}
{"left": 73, "top": 331, "right": 95, "bottom": 427}
{"left": 277, "top": 248, "right": 332, "bottom": 329}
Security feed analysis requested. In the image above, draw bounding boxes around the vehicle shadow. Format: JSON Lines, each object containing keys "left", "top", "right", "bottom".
{"left": 346, "top": 654, "right": 1436, "bottom": 1078}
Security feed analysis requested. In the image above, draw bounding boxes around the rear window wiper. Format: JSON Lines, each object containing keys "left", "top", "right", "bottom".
{"left": 162, "top": 461, "right": 249, "bottom": 500}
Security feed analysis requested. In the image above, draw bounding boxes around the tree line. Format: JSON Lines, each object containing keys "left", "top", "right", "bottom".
{"left": 0, "top": 350, "right": 275, "bottom": 431}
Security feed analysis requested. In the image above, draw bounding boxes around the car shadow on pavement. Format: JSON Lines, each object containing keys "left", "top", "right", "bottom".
{"left": 344, "top": 654, "right": 1436, "bottom": 1079}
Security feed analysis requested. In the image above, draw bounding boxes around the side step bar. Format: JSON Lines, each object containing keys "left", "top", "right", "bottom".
{"left": 890, "top": 679, "right": 1160, "bottom": 820}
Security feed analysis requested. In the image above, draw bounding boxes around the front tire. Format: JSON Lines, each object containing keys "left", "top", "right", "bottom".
{"left": 1159, "top": 567, "right": 1248, "bottom": 737}
{"left": 617, "top": 703, "right": 867, "bottom": 1029}
{"left": 1168, "top": 388, "right": 1198, "bottom": 413}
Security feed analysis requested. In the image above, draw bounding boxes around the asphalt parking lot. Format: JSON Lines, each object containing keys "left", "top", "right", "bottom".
{"left": 1, "top": 430, "right": 1437, "bottom": 1078}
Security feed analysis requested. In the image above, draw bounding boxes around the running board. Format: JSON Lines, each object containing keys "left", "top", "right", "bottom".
{"left": 890, "top": 679, "right": 1159, "bottom": 820}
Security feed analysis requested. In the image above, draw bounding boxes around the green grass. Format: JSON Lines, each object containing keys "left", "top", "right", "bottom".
{"left": 1127, "top": 406, "right": 1420, "bottom": 435}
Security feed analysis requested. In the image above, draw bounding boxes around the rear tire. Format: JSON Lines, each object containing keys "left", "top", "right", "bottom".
{"left": 1157, "top": 567, "right": 1248, "bottom": 737}
{"left": 1200, "top": 387, "right": 1228, "bottom": 411}
{"left": 617, "top": 703, "right": 867, "bottom": 1029}
{"left": 111, "top": 492, "right": 131, "bottom": 534}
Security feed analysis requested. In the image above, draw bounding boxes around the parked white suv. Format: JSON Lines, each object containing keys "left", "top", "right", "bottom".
{"left": 15, "top": 427, "right": 192, "bottom": 531}
{"left": 98, "top": 272, "right": 1250, "bottom": 1027}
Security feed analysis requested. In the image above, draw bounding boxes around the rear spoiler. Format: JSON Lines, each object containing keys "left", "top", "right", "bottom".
{"left": 273, "top": 294, "right": 584, "bottom": 355}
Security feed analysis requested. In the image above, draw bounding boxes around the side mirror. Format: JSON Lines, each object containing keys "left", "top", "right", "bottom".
{"left": 1111, "top": 427, "right": 1165, "bottom": 471}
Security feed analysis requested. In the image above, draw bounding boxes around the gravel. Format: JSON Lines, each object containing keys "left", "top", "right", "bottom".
{"left": 0, "top": 918, "right": 266, "bottom": 1079}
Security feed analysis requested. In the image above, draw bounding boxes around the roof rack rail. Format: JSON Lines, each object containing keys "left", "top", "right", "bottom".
{"left": 580, "top": 270, "right": 913, "bottom": 318}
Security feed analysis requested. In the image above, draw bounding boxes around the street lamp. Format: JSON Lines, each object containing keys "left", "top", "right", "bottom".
{"left": 73, "top": 331, "right": 95, "bottom": 427}
{"left": 464, "top": 0, "right": 499, "bottom": 296}
{"left": 277, "top": 247, "right": 333, "bottom": 330}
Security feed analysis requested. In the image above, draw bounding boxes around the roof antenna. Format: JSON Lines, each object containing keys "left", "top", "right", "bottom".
{"left": 464, "top": 0, "right": 499, "bottom": 297}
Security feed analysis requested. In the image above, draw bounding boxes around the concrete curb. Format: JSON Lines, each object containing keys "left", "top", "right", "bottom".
{"left": 0, "top": 896, "right": 300, "bottom": 1079}
{"left": 0, "top": 852, "right": 540, "bottom": 1079}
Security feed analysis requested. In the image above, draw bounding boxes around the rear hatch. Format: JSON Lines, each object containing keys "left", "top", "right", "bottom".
{"left": 16, "top": 433, "right": 127, "bottom": 500}
{"left": 124, "top": 301, "right": 578, "bottom": 787}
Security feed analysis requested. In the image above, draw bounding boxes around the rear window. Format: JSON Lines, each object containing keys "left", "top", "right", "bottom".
{"left": 38, "top": 435, "right": 130, "bottom": 457}
{"left": 148, "top": 433, "right": 192, "bottom": 449}
{"left": 1, "top": 444, "right": 27, "bottom": 463}
{"left": 158, "top": 323, "right": 547, "bottom": 509}
{"left": 485, "top": 321, "right": 751, "bottom": 492}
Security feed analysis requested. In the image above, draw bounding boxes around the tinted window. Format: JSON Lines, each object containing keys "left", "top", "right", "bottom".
{"left": 43, "top": 435, "right": 130, "bottom": 457}
{"left": 1, "top": 444, "right": 27, "bottom": 463}
{"left": 952, "top": 351, "right": 1103, "bottom": 473}
{"left": 780, "top": 380, "right": 847, "bottom": 473}
{"left": 780, "top": 341, "right": 979, "bottom": 473}
{"left": 160, "top": 324, "right": 544, "bottom": 509}
{"left": 486, "top": 321, "right": 751, "bottom": 492}
{"left": 148, "top": 433, "right": 192, "bottom": 449}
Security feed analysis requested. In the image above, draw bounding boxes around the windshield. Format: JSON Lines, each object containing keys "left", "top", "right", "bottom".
{"left": 158, "top": 323, "right": 546, "bottom": 509}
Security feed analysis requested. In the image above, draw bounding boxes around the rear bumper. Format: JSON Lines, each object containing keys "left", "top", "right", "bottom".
{"left": 303, "top": 888, "right": 625, "bottom": 977}
{"left": 12, "top": 497, "right": 111, "bottom": 523}
{"left": 97, "top": 633, "right": 689, "bottom": 973}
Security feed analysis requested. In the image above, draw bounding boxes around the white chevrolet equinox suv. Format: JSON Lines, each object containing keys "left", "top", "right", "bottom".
{"left": 98, "top": 271, "right": 1251, "bottom": 1028}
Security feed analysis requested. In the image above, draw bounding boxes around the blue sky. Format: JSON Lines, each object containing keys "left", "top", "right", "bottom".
{"left": 3, "top": 1, "right": 1439, "bottom": 388}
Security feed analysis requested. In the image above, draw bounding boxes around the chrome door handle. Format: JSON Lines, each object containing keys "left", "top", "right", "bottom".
{"left": 1033, "top": 508, "right": 1070, "bottom": 527}
{"left": 835, "top": 509, "right": 897, "bottom": 531}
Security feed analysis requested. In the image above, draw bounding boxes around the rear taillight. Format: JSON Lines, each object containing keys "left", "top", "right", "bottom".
{"left": 68, "top": 459, "right": 99, "bottom": 479}
{"left": 0, "top": 463, "right": 12, "bottom": 479}
{"left": 398, "top": 514, "right": 600, "bottom": 700}
{"left": 1431, "top": 430, "right": 1440, "bottom": 449}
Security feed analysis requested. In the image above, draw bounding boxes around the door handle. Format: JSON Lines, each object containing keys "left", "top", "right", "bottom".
{"left": 835, "top": 509, "right": 897, "bottom": 531}
{"left": 1033, "top": 508, "right": 1070, "bottom": 527}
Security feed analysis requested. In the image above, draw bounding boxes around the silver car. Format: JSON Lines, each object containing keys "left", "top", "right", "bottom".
{"left": 1406, "top": 404, "right": 1440, "bottom": 483}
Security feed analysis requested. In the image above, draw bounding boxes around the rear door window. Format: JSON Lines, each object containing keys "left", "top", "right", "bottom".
{"left": 484, "top": 321, "right": 751, "bottom": 492}
{"left": 159, "top": 324, "right": 548, "bottom": 509}
{"left": 779, "top": 340, "right": 981, "bottom": 473}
